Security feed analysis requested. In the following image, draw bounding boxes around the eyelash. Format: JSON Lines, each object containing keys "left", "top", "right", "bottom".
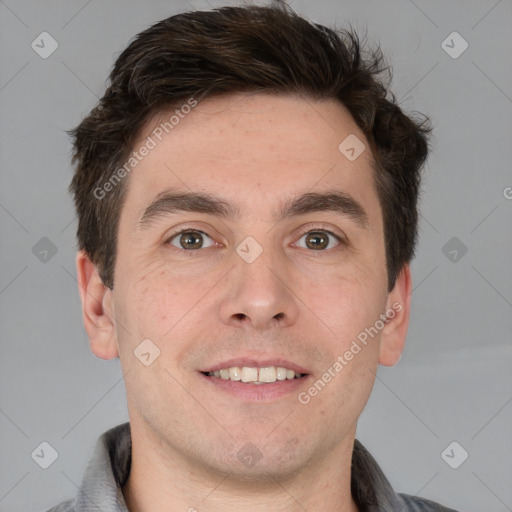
{"left": 165, "top": 225, "right": 345, "bottom": 252}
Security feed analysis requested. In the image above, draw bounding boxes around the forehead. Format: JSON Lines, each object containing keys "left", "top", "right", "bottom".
{"left": 119, "top": 92, "right": 381, "bottom": 229}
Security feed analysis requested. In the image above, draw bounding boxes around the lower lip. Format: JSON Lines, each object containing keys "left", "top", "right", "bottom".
{"left": 199, "top": 372, "right": 310, "bottom": 401}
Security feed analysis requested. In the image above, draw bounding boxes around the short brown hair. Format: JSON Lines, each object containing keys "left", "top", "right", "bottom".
{"left": 68, "top": 1, "right": 432, "bottom": 292}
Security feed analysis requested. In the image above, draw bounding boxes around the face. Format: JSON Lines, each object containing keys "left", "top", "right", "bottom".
{"left": 79, "top": 92, "right": 410, "bottom": 482}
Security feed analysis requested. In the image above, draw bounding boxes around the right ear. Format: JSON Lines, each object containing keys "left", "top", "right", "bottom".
{"left": 76, "top": 250, "right": 119, "bottom": 360}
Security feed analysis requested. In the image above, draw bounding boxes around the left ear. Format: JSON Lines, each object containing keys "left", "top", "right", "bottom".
{"left": 378, "top": 264, "right": 412, "bottom": 366}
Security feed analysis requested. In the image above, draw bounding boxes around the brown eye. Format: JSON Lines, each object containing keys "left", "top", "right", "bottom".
{"left": 296, "top": 230, "right": 341, "bottom": 251}
{"left": 168, "top": 230, "right": 215, "bottom": 250}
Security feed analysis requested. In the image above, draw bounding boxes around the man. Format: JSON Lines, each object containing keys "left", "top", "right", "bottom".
{"left": 48, "top": 2, "right": 460, "bottom": 511}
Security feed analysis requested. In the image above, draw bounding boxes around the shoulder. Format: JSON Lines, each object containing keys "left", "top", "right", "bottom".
{"left": 44, "top": 498, "right": 75, "bottom": 512}
{"left": 399, "top": 492, "right": 461, "bottom": 511}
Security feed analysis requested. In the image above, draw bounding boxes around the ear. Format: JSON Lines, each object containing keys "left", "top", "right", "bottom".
{"left": 378, "top": 264, "right": 412, "bottom": 367}
{"left": 76, "top": 250, "right": 119, "bottom": 360}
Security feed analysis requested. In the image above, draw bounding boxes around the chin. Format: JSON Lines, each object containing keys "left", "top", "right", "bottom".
{"left": 207, "top": 435, "right": 311, "bottom": 484}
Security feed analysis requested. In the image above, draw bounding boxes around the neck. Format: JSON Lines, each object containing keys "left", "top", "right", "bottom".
{"left": 121, "top": 421, "right": 360, "bottom": 512}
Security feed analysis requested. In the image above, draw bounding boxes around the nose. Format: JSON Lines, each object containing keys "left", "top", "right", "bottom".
{"left": 219, "top": 244, "right": 300, "bottom": 330}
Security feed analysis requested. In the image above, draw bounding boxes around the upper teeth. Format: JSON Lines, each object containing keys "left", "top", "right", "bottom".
{"left": 207, "top": 366, "right": 302, "bottom": 383}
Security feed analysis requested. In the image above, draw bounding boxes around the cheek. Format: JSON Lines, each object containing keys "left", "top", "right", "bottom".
{"left": 115, "top": 261, "right": 183, "bottom": 340}
{"left": 298, "top": 268, "right": 386, "bottom": 347}
{"left": 118, "top": 261, "right": 218, "bottom": 364}
{"left": 135, "top": 275, "right": 185, "bottom": 334}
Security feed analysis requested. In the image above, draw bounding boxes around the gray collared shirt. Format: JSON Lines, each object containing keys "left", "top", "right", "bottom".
{"left": 46, "top": 422, "right": 459, "bottom": 512}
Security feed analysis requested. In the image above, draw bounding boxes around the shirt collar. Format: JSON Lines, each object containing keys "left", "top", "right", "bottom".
{"left": 73, "top": 422, "right": 406, "bottom": 511}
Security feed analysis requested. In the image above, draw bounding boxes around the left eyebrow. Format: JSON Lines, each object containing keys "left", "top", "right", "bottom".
{"left": 136, "top": 189, "right": 371, "bottom": 231}
{"left": 277, "top": 190, "right": 371, "bottom": 230}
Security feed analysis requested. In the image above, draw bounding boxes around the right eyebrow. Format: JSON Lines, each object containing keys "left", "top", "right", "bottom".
{"left": 137, "top": 191, "right": 240, "bottom": 231}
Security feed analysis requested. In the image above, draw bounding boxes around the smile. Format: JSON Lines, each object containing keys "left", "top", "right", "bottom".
{"left": 202, "top": 366, "right": 306, "bottom": 384}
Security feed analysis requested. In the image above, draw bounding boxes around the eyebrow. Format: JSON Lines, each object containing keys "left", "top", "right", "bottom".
{"left": 136, "top": 189, "right": 370, "bottom": 231}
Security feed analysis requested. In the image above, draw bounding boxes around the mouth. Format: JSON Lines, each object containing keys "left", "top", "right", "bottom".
{"left": 198, "top": 360, "right": 310, "bottom": 401}
{"left": 200, "top": 366, "right": 307, "bottom": 384}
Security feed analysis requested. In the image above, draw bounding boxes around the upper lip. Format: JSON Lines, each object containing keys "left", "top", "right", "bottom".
{"left": 201, "top": 358, "right": 310, "bottom": 375}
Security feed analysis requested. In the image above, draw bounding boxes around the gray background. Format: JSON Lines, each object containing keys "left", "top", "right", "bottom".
{"left": 1, "top": 0, "right": 511, "bottom": 511}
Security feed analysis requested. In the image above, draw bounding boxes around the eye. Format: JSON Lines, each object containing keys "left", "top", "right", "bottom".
{"left": 167, "top": 229, "right": 216, "bottom": 250}
{"left": 294, "top": 229, "right": 343, "bottom": 251}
